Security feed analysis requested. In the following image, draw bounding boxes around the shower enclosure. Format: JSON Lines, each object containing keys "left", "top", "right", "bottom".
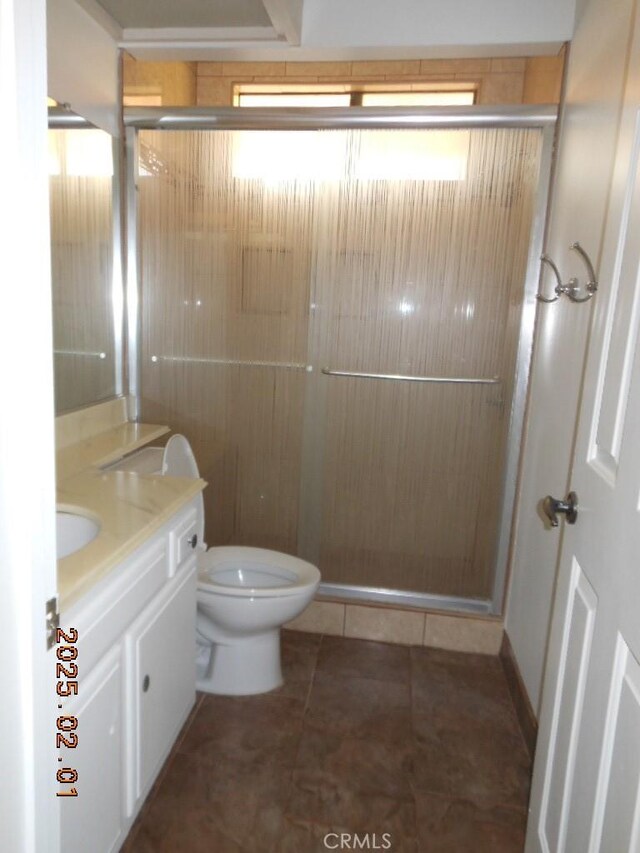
{"left": 125, "top": 106, "right": 555, "bottom": 614}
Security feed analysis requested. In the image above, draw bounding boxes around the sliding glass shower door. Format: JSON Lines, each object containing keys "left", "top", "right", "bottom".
{"left": 137, "top": 122, "right": 544, "bottom": 606}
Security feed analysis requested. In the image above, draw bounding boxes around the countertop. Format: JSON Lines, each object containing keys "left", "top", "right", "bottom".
{"left": 56, "top": 421, "right": 171, "bottom": 482}
{"left": 57, "top": 423, "right": 206, "bottom": 611}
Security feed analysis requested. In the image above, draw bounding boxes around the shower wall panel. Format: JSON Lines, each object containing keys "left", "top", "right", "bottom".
{"left": 138, "top": 126, "right": 541, "bottom": 600}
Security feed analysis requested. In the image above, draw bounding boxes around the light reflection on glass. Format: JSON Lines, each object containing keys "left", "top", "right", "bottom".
{"left": 397, "top": 299, "right": 416, "bottom": 315}
{"left": 454, "top": 301, "right": 476, "bottom": 321}
{"left": 48, "top": 129, "right": 113, "bottom": 177}
{"left": 232, "top": 130, "right": 469, "bottom": 183}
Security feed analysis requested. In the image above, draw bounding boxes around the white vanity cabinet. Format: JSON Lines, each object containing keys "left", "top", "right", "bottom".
{"left": 128, "top": 565, "right": 196, "bottom": 807}
{"left": 59, "top": 646, "right": 124, "bottom": 853}
{"left": 58, "top": 499, "right": 199, "bottom": 853}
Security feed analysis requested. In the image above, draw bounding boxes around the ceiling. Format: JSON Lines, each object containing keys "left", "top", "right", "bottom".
{"left": 75, "top": 0, "right": 574, "bottom": 62}
{"left": 95, "top": 0, "right": 272, "bottom": 29}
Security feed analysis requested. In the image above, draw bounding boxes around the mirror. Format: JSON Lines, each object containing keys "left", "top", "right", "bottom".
{"left": 49, "top": 110, "right": 123, "bottom": 414}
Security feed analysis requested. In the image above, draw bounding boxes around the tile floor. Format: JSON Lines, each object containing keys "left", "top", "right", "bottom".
{"left": 123, "top": 631, "right": 532, "bottom": 852}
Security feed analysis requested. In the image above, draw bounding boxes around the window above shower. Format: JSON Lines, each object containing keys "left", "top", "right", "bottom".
{"left": 225, "top": 87, "right": 474, "bottom": 183}
{"left": 230, "top": 128, "right": 472, "bottom": 182}
{"left": 234, "top": 88, "right": 476, "bottom": 107}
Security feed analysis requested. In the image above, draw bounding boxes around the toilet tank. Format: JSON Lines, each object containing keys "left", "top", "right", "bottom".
{"left": 103, "top": 447, "right": 164, "bottom": 475}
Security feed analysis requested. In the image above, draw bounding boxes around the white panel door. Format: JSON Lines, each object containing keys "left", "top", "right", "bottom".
{"left": 0, "top": 0, "right": 59, "bottom": 849}
{"left": 527, "top": 9, "right": 640, "bottom": 851}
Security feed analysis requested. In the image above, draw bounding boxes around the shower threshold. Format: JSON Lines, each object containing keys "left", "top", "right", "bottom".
{"left": 316, "top": 582, "right": 492, "bottom": 615}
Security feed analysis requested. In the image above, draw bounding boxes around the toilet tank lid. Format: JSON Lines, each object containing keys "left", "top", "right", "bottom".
{"left": 163, "top": 435, "right": 206, "bottom": 547}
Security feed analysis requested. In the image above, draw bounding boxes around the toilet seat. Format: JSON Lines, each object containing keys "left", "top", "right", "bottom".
{"left": 197, "top": 546, "right": 319, "bottom": 598}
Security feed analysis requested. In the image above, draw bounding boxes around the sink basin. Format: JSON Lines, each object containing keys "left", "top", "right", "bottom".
{"left": 56, "top": 508, "right": 100, "bottom": 559}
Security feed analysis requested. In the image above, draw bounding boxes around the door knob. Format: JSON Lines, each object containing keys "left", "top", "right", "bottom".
{"left": 542, "top": 491, "right": 578, "bottom": 527}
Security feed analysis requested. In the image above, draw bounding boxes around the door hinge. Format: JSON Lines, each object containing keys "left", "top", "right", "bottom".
{"left": 46, "top": 596, "right": 59, "bottom": 650}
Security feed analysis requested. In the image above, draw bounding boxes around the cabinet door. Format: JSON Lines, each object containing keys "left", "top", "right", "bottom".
{"left": 60, "top": 646, "right": 123, "bottom": 853}
{"left": 128, "top": 562, "right": 196, "bottom": 806}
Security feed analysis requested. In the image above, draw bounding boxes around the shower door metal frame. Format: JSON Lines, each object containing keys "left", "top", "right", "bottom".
{"left": 124, "top": 104, "right": 557, "bottom": 616}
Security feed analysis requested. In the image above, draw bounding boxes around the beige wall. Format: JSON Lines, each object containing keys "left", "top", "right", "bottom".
{"left": 123, "top": 55, "right": 197, "bottom": 106}
{"left": 124, "top": 52, "right": 565, "bottom": 107}
{"left": 196, "top": 56, "right": 565, "bottom": 106}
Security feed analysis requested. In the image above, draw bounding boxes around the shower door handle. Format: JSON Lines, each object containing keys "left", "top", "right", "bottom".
{"left": 542, "top": 491, "right": 578, "bottom": 527}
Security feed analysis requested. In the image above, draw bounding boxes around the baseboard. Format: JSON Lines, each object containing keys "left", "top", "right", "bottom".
{"left": 500, "top": 631, "right": 538, "bottom": 758}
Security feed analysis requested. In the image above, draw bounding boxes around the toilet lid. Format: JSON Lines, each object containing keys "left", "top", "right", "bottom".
{"left": 163, "top": 434, "right": 199, "bottom": 478}
{"left": 163, "top": 434, "right": 205, "bottom": 546}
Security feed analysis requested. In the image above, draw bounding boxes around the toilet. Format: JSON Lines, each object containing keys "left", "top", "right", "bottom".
{"left": 161, "top": 434, "right": 320, "bottom": 696}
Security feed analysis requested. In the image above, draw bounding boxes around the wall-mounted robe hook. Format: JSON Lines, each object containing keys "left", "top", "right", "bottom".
{"left": 536, "top": 254, "right": 572, "bottom": 302}
{"left": 536, "top": 243, "right": 599, "bottom": 304}
{"left": 566, "top": 242, "right": 598, "bottom": 302}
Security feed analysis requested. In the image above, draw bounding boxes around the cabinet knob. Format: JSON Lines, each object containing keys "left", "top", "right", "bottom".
{"left": 189, "top": 534, "right": 198, "bottom": 549}
{"left": 142, "top": 675, "right": 150, "bottom": 693}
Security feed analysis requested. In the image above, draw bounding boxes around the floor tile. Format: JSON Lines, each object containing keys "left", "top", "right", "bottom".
{"left": 277, "top": 630, "right": 322, "bottom": 701}
{"left": 127, "top": 750, "right": 290, "bottom": 853}
{"left": 305, "top": 671, "right": 412, "bottom": 745}
{"left": 317, "top": 635, "right": 411, "bottom": 684}
{"left": 411, "top": 647, "right": 519, "bottom": 727}
{"left": 274, "top": 816, "right": 352, "bottom": 853}
{"left": 282, "top": 628, "right": 322, "bottom": 653}
{"left": 414, "top": 792, "right": 526, "bottom": 852}
{"left": 289, "top": 729, "right": 417, "bottom": 842}
{"left": 275, "top": 815, "right": 419, "bottom": 852}
{"left": 411, "top": 711, "right": 531, "bottom": 809}
{"left": 125, "top": 814, "right": 245, "bottom": 853}
{"left": 123, "top": 638, "right": 534, "bottom": 852}
{"left": 411, "top": 646, "right": 510, "bottom": 694}
{"left": 178, "top": 692, "right": 303, "bottom": 769}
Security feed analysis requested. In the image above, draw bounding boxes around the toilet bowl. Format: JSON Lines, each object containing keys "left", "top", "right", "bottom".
{"left": 162, "top": 434, "right": 320, "bottom": 696}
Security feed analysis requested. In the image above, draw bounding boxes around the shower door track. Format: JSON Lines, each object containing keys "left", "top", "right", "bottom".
{"left": 318, "top": 584, "right": 492, "bottom": 615}
{"left": 123, "top": 104, "right": 556, "bottom": 131}
{"left": 124, "top": 104, "right": 557, "bottom": 617}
